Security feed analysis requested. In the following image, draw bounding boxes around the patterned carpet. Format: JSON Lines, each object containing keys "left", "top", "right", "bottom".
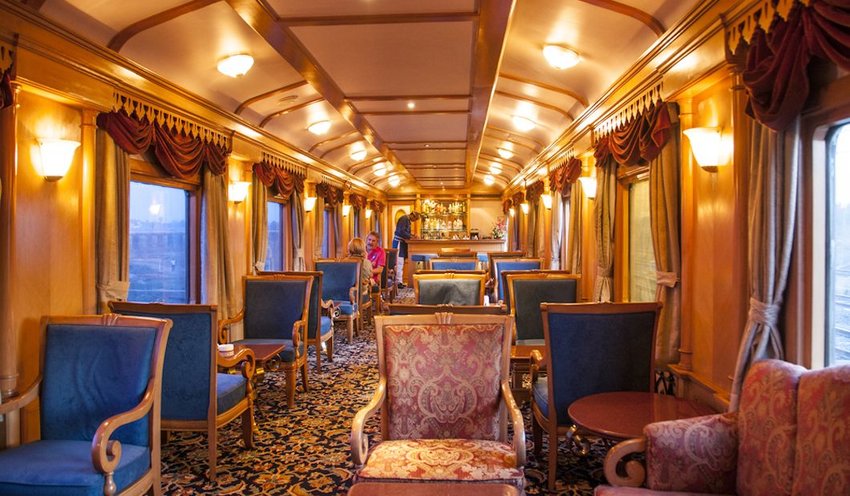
{"left": 161, "top": 291, "right": 609, "bottom": 495}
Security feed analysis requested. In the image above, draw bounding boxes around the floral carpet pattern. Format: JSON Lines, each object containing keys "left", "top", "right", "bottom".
{"left": 161, "top": 291, "right": 609, "bottom": 495}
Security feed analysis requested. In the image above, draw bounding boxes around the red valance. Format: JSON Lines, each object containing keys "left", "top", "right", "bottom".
{"left": 369, "top": 199, "right": 385, "bottom": 212}
{"left": 743, "top": 1, "right": 850, "bottom": 131}
{"left": 525, "top": 181, "right": 545, "bottom": 203}
{"left": 253, "top": 161, "right": 304, "bottom": 201}
{"left": 549, "top": 157, "right": 582, "bottom": 196}
{"left": 316, "top": 182, "right": 344, "bottom": 208}
{"left": 1, "top": 69, "right": 13, "bottom": 110}
{"left": 593, "top": 102, "right": 673, "bottom": 166}
{"left": 511, "top": 192, "right": 525, "bottom": 207}
{"left": 96, "top": 111, "right": 229, "bottom": 178}
{"left": 502, "top": 199, "right": 512, "bottom": 214}
{"left": 350, "top": 193, "right": 368, "bottom": 210}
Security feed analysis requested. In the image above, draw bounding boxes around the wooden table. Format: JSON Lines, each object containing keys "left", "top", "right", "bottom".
{"left": 568, "top": 391, "right": 713, "bottom": 442}
{"left": 221, "top": 343, "right": 285, "bottom": 433}
{"left": 348, "top": 482, "right": 519, "bottom": 496}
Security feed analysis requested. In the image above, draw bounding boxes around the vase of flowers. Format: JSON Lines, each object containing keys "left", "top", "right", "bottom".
{"left": 491, "top": 216, "right": 506, "bottom": 239}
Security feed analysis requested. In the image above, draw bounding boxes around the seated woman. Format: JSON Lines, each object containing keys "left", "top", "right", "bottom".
{"left": 348, "top": 237, "right": 374, "bottom": 297}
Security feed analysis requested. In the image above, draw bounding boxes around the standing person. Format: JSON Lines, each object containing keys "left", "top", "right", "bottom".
{"left": 391, "top": 211, "right": 420, "bottom": 289}
{"left": 365, "top": 231, "right": 385, "bottom": 286}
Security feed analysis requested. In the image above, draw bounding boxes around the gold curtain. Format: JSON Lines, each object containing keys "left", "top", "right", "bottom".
{"left": 567, "top": 182, "right": 583, "bottom": 275}
{"left": 203, "top": 169, "right": 238, "bottom": 326}
{"left": 594, "top": 157, "right": 616, "bottom": 301}
{"left": 291, "top": 190, "right": 305, "bottom": 271}
{"left": 95, "top": 128, "right": 130, "bottom": 310}
{"left": 314, "top": 196, "right": 325, "bottom": 259}
{"left": 550, "top": 193, "right": 563, "bottom": 269}
{"left": 250, "top": 175, "right": 268, "bottom": 273}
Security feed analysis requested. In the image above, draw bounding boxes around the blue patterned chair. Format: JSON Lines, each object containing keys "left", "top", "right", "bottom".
{"left": 413, "top": 271, "right": 487, "bottom": 305}
{"left": 0, "top": 314, "right": 170, "bottom": 496}
{"left": 260, "top": 271, "right": 335, "bottom": 372}
{"left": 428, "top": 257, "right": 480, "bottom": 271}
{"left": 315, "top": 258, "right": 368, "bottom": 342}
{"left": 531, "top": 302, "right": 661, "bottom": 491}
{"left": 485, "top": 251, "right": 525, "bottom": 295}
{"left": 351, "top": 313, "right": 525, "bottom": 489}
{"left": 108, "top": 302, "right": 255, "bottom": 481}
{"left": 387, "top": 303, "right": 505, "bottom": 315}
{"left": 220, "top": 274, "right": 312, "bottom": 408}
{"left": 492, "top": 258, "right": 541, "bottom": 304}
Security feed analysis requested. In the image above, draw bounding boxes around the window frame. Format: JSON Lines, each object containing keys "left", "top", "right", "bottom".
{"left": 265, "top": 198, "right": 291, "bottom": 271}
{"left": 128, "top": 157, "right": 201, "bottom": 303}
{"left": 614, "top": 164, "right": 652, "bottom": 302}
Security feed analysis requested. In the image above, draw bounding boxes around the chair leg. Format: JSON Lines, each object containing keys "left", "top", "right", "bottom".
{"left": 208, "top": 427, "right": 217, "bottom": 481}
{"left": 300, "top": 358, "right": 309, "bottom": 392}
{"left": 315, "top": 341, "right": 322, "bottom": 373}
{"left": 532, "top": 415, "right": 543, "bottom": 458}
{"left": 548, "top": 430, "right": 559, "bottom": 491}
{"left": 326, "top": 335, "right": 334, "bottom": 363}
{"left": 347, "top": 318, "right": 354, "bottom": 342}
{"left": 242, "top": 406, "right": 254, "bottom": 448}
{"left": 285, "top": 363, "right": 296, "bottom": 407}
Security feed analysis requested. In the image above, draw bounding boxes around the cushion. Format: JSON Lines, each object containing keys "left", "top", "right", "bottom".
{"left": 320, "top": 316, "right": 333, "bottom": 336}
{"left": 511, "top": 278, "right": 577, "bottom": 338}
{"left": 334, "top": 301, "right": 357, "bottom": 316}
{"left": 356, "top": 439, "right": 523, "bottom": 489}
{"left": 0, "top": 440, "right": 150, "bottom": 496}
{"left": 382, "top": 323, "right": 504, "bottom": 440}
{"left": 532, "top": 377, "right": 550, "bottom": 419}
{"left": 216, "top": 373, "right": 247, "bottom": 414}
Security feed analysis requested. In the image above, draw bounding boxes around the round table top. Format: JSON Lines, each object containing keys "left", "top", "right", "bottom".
{"left": 568, "top": 391, "right": 713, "bottom": 441}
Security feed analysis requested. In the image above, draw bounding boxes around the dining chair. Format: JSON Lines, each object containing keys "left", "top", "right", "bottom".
{"left": 220, "top": 274, "right": 312, "bottom": 408}
{"left": 108, "top": 302, "right": 255, "bottom": 481}
{"left": 492, "top": 258, "right": 542, "bottom": 303}
{"left": 429, "top": 257, "right": 480, "bottom": 271}
{"left": 351, "top": 313, "right": 525, "bottom": 489}
{"left": 0, "top": 314, "right": 170, "bottom": 496}
{"left": 413, "top": 271, "right": 487, "bottom": 305}
{"left": 531, "top": 302, "right": 661, "bottom": 491}
{"left": 387, "top": 303, "right": 505, "bottom": 315}
{"left": 315, "top": 258, "right": 369, "bottom": 341}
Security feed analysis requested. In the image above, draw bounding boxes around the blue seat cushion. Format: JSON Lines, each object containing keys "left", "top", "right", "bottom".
{"left": 0, "top": 439, "right": 150, "bottom": 496}
{"left": 216, "top": 373, "right": 247, "bottom": 414}
{"left": 320, "top": 316, "right": 333, "bottom": 336}
{"left": 334, "top": 301, "right": 357, "bottom": 316}
{"left": 231, "top": 338, "right": 303, "bottom": 363}
{"left": 532, "top": 377, "right": 550, "bottom": 419}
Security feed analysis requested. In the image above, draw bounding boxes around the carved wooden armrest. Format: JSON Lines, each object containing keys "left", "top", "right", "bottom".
{"left": 217, "top": 347, "right": 256, "bottom": 380}
{"left": 604, "top": 437, "right": 647, "bottom": 487}
{"left": 501, "top": 380, "right": 526, "bottom": 466}
{"left": 217, "top": 310, "right": 245, "bottom": 344}
{"left": 291, "top": 320, "right": 305, "bottom": 351}
{"left": 92, "top": 380, "right": 157, "bottom": 494}
{"left": 0, "top": 377, "right": 41, "bottom": 415}
{"left": 529, "top": 349, "right": 546, "bottom": 382}
{"left": 350, "top": 377, "right": 386, "bottom": 466}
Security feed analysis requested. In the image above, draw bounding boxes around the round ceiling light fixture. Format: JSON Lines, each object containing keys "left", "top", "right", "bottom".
{"left": 373, "top": 162, "right": 387, "bottom": 176}
{"left": 543, "top": 44, "right": 580, "bottom": 70}
{"left": 512, "top": 114, "right": 536, "bottom": 132}
{"left": 307, "top": 120, "right": 331, "bottom": 135}
{"left": 497, "top": 146, "right": 513, "bottom": 159}
{"left": 387, "top": 174, "right": 401, "bottom": 187}
{"left": 483, "top": 174, "right": 495, "bottom": 186}
{"left": 490, "top": 163, "right": 502, "bottom": 174}
{"left": 217, "top": 54, "right": 254, "bottom": 78}
{"left": 350, "top": 147, "right": 367, "bottom": 161}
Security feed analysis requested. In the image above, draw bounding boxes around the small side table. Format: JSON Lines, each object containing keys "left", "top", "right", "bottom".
{"left": 220, "top": 343, "right": 285, "bottom": 433}
{"left": 348, "top": 482, "right": 520, "bottom": 496}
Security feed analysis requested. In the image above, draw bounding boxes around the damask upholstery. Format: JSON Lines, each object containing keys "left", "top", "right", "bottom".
{"left": 351, "top": 314, "right": 525, "bottom": 490}
{"left": 108, "top": 302, "right": 255, "bottom": 481}
{"left": 315, "top": 258, "right": 365, "bottom": 342}
{"left": 597, "top": 359, "right": 850, "bottom": 496}
{"left": 0, "top": 315, "right": 170, "bottom": 496}
{"left": 492, "top": 258, "right": 541, "bottom": 303}
{"left": 413, "top": 272, "right": 486, "bottom": 306}
{"left": 532, "top": 302, "right": 660, "bottom": 491}
{"left": 220, "top": 275, "right": 312, "bottom": 408}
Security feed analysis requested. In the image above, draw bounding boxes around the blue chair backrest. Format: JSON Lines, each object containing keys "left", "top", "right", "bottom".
{"left": 418, "top": 279, "right": 483, "bottom": 305}
{"left": 111, "top": 306, "right": 213, "bottom": 421}
{"left": 271, "top": 271, "right": 323, "bottom": 340}
{"left": 431, "top": 260, "right": 478, "bottom": 271}
{"left": 244, "top": 278, "right": 310, "bottom": 339}
{"left": 41, "top": 323, "right": 157, "bottom": 446}
{"left": 315, "top": 260, "right": 359, "bottom": 302}
{"left": 511, "top": 278, "right": 578, "bottom": 342}
{"left": 494, "top": 259, "right": 542, "bottom": 301}
{"left": 543, "top": 303, "right": 658, "bottom": 425}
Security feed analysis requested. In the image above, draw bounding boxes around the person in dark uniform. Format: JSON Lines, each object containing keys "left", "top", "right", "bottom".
{"left": 391, "top": 211, "right": 420, "bottom": 288}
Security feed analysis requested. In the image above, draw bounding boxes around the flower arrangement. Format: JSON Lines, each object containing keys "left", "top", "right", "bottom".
{"left": 491, "top": 216, "right": 507, "bottom": 239}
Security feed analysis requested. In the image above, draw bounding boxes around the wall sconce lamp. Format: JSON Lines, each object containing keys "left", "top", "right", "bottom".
{"left": 228, "top": 181, "right": 250, "bottom": 203}
{"left": 541, "top": 193, "right": 553, "bottom": 209}
{"left": 365, "top": 208, "right": 373, "bottom": 219}
{"left": 342, "top": 203, "right": 351, "bottom": 217}
{"left": 577, "top": 176, "right": 597, "bottom": 199}
{"left": 508, "top": 207, "right": 516, "bottom": 217}
{"left": 37, "top": 139, "right": 80, "bottom": 181}
{"left": 520, "top": 201, "right": 530, "bottom": 214}
{"left": 304, "top": 196, "right": 317, "bottom": 212}
{"left": 683, "top": 127, "right": 724, "bottom": 172}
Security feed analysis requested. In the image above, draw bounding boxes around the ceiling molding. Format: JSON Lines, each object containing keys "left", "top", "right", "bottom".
{"left": 235, "top": 80, "right": 309, "bottom": 115}
{"left": 319, "top": 138, "right": 362, "bottom": 159}
{"left": 348, "top": 94, "right": 469, "bottom": 102}
{"left": 308, "top": 130, "right": 359, "bottom": 153}
{"left": 281, "top": 12, "right": 475, "bottom": 27}
{"left": 358, "top": 109, "right": 469, "bottom": 116}
{"left": 483, "top": 132, "right": 540, "bottom": 153}
{"left": 486, "top": 125, "right": 547, "bottom": 149}
{"left": 577, "top": 0, "right": 665, "bottom": 36}
{"left": 498, "top": 72, "right": 588, "bottom": 107}
{"left": 494, "top": 89, "right": 574, "bottom": 121}
{"left": 258, "top": 96, "right": 324, "bottom": 127}
{"left": 108, "top": 0, "right": 219, "bottom": 51}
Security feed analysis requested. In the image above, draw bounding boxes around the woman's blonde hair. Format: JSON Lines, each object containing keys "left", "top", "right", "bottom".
{"left": 348, "top": 237, "right": 366, "bottom": 257}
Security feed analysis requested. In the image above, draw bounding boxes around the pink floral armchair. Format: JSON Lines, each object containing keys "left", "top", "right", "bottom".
{"left": 350, "top": 313, "right": 526, "bottom": 490}
{"left": 596, "top": 359, "right": 850, "bottom": 496}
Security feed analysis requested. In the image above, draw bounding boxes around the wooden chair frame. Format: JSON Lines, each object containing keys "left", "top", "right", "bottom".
{"left": 412, "top": 271, "right": 487, "bottom": 305}
{"left": 108, "top": 302, "right": 255, "bottom": 481}
{"left": 315, "top": 257, "right": 371, "bottom": 341}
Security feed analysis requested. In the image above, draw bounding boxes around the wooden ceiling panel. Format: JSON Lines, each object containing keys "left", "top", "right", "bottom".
{"left": 351, "top": 97, "right": 470, "bottom": 113}
{"left": 393, "top": 149, "right": 467, "bottom": 164}
{"left": 267, "top": 0, "right": 476, "bottom": 18}
{"left": 366, "top": 114, "right": 468, "bottom": 143}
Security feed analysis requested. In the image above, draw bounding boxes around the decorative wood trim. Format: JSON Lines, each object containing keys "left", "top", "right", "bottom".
{"left": 486, "top": 126, "right": 547, "bottom": 149}
{"left": 108, "top": 0, "right": 220, "bottom": 51}
{"left": 235, "top": 81, "right": 309, "bottom": 115}
{"left": 592, "top": 82, "right": 663, "bottom": 141}
{"left": 726, "top": 0, "right": 806, "bottom": 54}
{"left": 385, "top": 140, "right": 468, "bottom": 145}
{"left": 358, "top": 109, "right": 469, "bottom": 116}
{"left": 0, "top": 38, "right": 14, "bottom": 74}
{"left": 262, "top": 151, "right": 307, "bottom": 176}
{"left": 577, "top": 0, "right": 665, "bottom": 36}
{"left": 319, "top": 138, "right": 361, "bottom": 159}
{"left": 498, "top": 73, "right": 589, "bottom": 107}
{"left": 258, "top": 96, "right": 324, "bottom": 128}
{"left": 390, "top": 145, "right": 467, "bottom": 151}
{"left": 308, "top": 130, "right": 359, "bottom": 153}
{"left": 348, "top": 94, "right": 469, "bottom": 102}
{"left": 494, "top": 89, "right": 574, "bottom": 120}
{"left": 281, "top": 12, "right": 476, "bottom": 27}
{"left": 113, "top": 92, "right": 231, "bottom": 148}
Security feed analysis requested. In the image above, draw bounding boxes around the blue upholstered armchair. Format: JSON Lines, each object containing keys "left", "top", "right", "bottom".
{"left": 220, "top": 274, "right": 312, "bottom": 408}
{"left": 413, "top": 271, "right": 487, "bottom": 305}
{"left": 492, "top": 258, "right": 542, "bottom": 303}
{"left": 428, "top": 257, "right": 480, "bottom": 271}
{"left": 531, "top": 302, "right": 660, "bottom": 491}
{"left": 260, "top": 270, "right": 335, "bottom": 372}
{"left": 108, "top": 302, "right": 255, "bottom": 481}
{"left": 0, "top": 314, "right": 171, "bottom": 496}
{"left": 314, "top": 258, "right": 368, "bottom": 342}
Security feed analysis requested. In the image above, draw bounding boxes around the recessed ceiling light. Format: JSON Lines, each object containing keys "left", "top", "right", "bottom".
{"left": 407, "top": 101, "right": 416, "bottom": 110}
{"left": 497, "top": 147, "right": 513, "bottom": 159}
{"left": 217, "top": 54, "right": 254, "bottom": 78}
{"left": 512, "top": 115, "right": 536, "bottom": 132}
{"left": 350, "top": 147, "right": 367, "bottom": 161}
{"left": 388, "top": 175, "right": 401, "bottom": 187}
{"left": 490, "top": 163, "right": 502, "bottom": 174}
{"left": 373, "top": 162, "right": 387, "bottom": 176}
{"left": 484, "top": 174, "right": 495, "bottom": 186}
{"left": 307, "top": 120, "right": 331, "bottom": 135}
{"left": 543, "top": 44, "right": 580, "bottom": 70}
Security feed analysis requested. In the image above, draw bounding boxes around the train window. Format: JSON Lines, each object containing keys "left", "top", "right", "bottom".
{"left": 827, "top": 124, "right": 850, "bottom": 365}
{"left": 265, "top": 202, "right": 283, "bottom": 271}
{"left": 629, "top": 178, "right": 656, "bottom": 301}
{"left": 128, "top": 181, "right": 191, "bottom": 303}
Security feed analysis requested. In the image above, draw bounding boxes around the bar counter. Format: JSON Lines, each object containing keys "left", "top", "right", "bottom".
{"left": 403, "top": 238, "right": 507, "bottom": 284}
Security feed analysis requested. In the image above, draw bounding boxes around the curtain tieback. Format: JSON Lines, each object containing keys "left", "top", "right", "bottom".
{"left": 295, "top": 248, "right": 304, "bottom": 258}
{"left": 598, "top": 267, "right": 613, "bottom": 277}
{"left": 98, "top": 280, "right": 130, "bottom": 301}
{"left": 655, "top": 271, "right": 679, "bottom": 288}
{"left": 747, "top": 297, "right": 780, "bottom": 327}
{"left": 253, "top": 261, "right": 265, "bottom": 273}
